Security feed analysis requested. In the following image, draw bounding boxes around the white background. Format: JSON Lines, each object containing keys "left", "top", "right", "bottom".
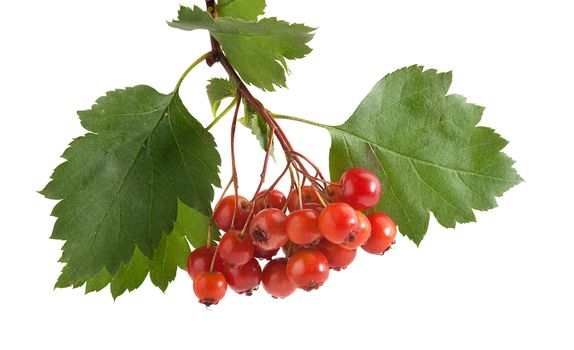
{"left": 1, "top": 0, "right": 573, "bottom": 349}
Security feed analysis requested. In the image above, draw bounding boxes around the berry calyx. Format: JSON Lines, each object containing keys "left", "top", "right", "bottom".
{"left": 222, "top": 258, "right": 262, "bottom": 295}
{"left": 248, "top": 208, "right": 288, "bottom": 250}
{"left": 285, "top": 209, "right": 322, "bottom": 246}
{"left": 340, "top": 210, "right": 371, "bottom": 249}
{"left": 214, "top": 195, "right": 251, "bottom": 231}
{"left": 316, "top": 239, "right": 357, "bottom": 271}
{"left": 261, "top": 258, "right": 297, "bottom": 299}
{"left": 254, "top": 189, "right": 287, "bottom": 213}
{"left": 287, "top": 186, "right": 321, "bottom": 212}
{"left": 318, "top": 202, "right": 359, "bottom": 244}
{"left": 193, "top": 271, "right": 227, "bottom": 306}
{"left": 286, "top": 249, "right": 330, "bottom": 291}
{"left": 362, "top": 212, "right": 397, "bottom": 254}
{"left": 186, "top": 245, "right": 224, "bottom": 280}
{"left": 254, "top": 245, "right": 279, "bottom": 260}
{"left": 218, "top": 230, "right": 254, "bottom": 267}
{"left": 338, "top": 168, "right": 382, "bottom": 210}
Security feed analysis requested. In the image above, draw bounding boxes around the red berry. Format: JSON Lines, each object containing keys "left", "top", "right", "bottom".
{"left": 262, "top": 258, "right": 297, "bottom": 299}
{"left": 214, "top": 195, "right": 251, "bottom": 231}
{"left": 218, "top": 230, "right": 254, "bottom": 267}
{"left": 338, "top": 168, "right": 382, "bottom": 210}
{"left": 254, "top": 245, "right": 279, "bottom": 260}
{"left": 248, "top": 208, "right": 288, "bottom": 250}
{"left": 362, "top": 212, "right": 397, "bottom": 254}
{"left": 318, "top": 202, "right": 359, "bottom": 244}
{"left": 303, "top": 202, "right": 324, "bottom": 214}
{"left": 193, "top": 271, "right": 227, "bottom": 306}
{"left": 186, "top": 245, "right": 224, "bottom": 280}
{"left": 316, "top": 239, "right": 357, "bottom": 271}
{"left": 287, "top": 186, "right": 321, "bottom": 212}
{"left": 222, "top": 258, "right": 262, "bottom": 295}
{"left": 286, "top": 249, "right": 330, "bottom": 291}
{"left": 254, "top": 189, "right": 287, "bottom": 213}
{"left": 286, "top": 209, "right": 322, "bottom": 246}
{"left": 340, "top": 211, "right": 371, "bottom": 249}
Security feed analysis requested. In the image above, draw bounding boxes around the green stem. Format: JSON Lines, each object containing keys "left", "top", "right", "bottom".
{"left": 271, "top": 113, "right": 330, "bottom": 129}
{"left": 206, "top": 97, "right": 238, "bottom": 130}
{"left": 174, "top": 52, "right": 211, "bottom": 92}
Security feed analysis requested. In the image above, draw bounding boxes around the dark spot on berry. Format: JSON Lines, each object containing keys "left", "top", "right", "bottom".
{"left": 250, "top": 225, "right": 268, "bottom": 244}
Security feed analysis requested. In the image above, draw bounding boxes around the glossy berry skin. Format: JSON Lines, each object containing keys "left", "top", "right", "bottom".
{"left": 262, "top": 258, "right": 297, "bottom": 299}
{"left": 318, "top": 202, "right": 359, "bottom": 244}
{"left": 248, "top": 208, "right": 288, "bottom": 250}
{"left": 218, "top": 230, "right": 254, "bottom": 267}
{"left": 362, "top": 212, "right": 397, "bottom": 254}
{"left": 340, "top": 211, "right": 372, "bottom": 249}
{"left": 214, "top": 195, "right": 251, "bottom": 231}
{"left": 287, "top": 186, "right": 321, "bottom": 212}
{"left": 222, "top": 258, "right": 262, "bottom": 295}
{"left": 286, "top": 209, "right": 322, "bottom": 246}
{"left": 317, "top": 239, "right": 357, "bottom": 271}
{"left": 286, "top": 249, "right": 330, "bottom": 291}
{"left": 186, "top": 245, "right": 224, "bottom": 280}
{"left": 338, "top": 168, "right": 382, "bottom": 210}
{"left": 254, "top": 189, "right": 287, "bottom": 213}
{"left": 254, "top": 245, "right": 279, "bottom": 260}
{"left": 193, "top": 271, "right": 227, "bottom": 306}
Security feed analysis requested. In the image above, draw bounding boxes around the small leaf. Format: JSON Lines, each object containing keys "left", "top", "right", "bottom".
{"left": 169, "top": 6, "right": 315, "bottom": 91}
{"left": 110, "top": 248, "right": 150, "bottom": 300}
{"left": 240, "top": 104, "right": 274, "bottom": 157}
{"left": 85, "top": 268, "right": 112, "bottom": 294}
{"left": 206, "top": 78, "right": 237, "bottom": 117}
{"left": 42, "top": 85, "right": 221, "bottom": 285}
{"left": 217, "top": 0, "right": 266, "bottom": 21}
{"left": 328, "top": 66, "right": 522, "bottom": 245}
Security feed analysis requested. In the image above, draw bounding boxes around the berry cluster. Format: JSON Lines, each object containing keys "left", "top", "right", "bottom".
{"left": 187, "top": 168, "right": 397, "bottom": 306}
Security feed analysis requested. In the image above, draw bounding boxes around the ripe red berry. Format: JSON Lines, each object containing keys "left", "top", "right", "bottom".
{"left": 222, "top": 258, "right": 262, "bottom": 295}
{"left": 214, "top": 195, "right": 251, "bottom": 231}
{"left": 286, "top": 249, "right": 330, "bottom": 291}
{"left": 218, "top": 230, "right": 254, "bottom": 267}
{"left": 193, "top": 271, "right": 227, "bottom": 306}
{"left": 286, "top": 209, "right": 322, "bottom": 246}
{"left": 186, "top": 245, "right": 224, "bottom": 280}
{"left": 262, "top": 258, "right": 297, "bottom": 299}
{"left": 316, "top": 239, "right": 357, "bottom": 271}
{"left": 248, "top": 208, "right": 288, "bottom": 250}
{"left": 338, "top": 168, "right": 382, "bottom": 210}
{"left": 254, "top": 245, "right": 279, "bottom": 260}
{"left": 318, "top": 202, "right": 359, "bottom": 244}
{"left": 287, "top": 186, "right": 321, "bottom": 212}
{"left": 340, "top": 211, "right": 371, "bottom": 249}
{"left": 362, "top": 212, "right": 397, "bottom": 254}
{"left": 254, "top": 189, "right": 287, "bottom": 213}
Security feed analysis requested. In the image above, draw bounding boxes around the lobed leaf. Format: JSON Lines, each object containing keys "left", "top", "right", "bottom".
{"left": 43, "top": 85, "right": 221, "bottom": 285}
{"left": 328, "top": 66, "right": 522, "bottom": 244}
{"left": 217, "top": 0, "right": 266, "bottom": 21}
{"left": 206, "top": 78, "right": 237, "bottom": 117}
{"left": 169, "top": 6, "right": 315, "bottom": 91}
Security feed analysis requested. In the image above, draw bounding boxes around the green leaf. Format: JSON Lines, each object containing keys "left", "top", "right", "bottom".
{"left": 173, "top": 200, "right": 219, "bottom": 248}
{"left": 169, "top": 6, "right": 315, "bottom": 91}
{"left": 328, "top": 66, "right": 522, "bottom": 245}
{"left": 217, "top": 0, "right": 266, "bottom": 21}
{"left": 42, "top": 85, "right": 221, "bottom": 285}
{"left": 110, "top": 248, "right": 150, "bottom": 300}
{"left": 206, "top": 78, "right": 236, "bottom": 117}
{"left": 85, "top": 268, "right": 112, "bottom": 294}
{"left": 240, "top": 104, "right": 274, "bottom": 157}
